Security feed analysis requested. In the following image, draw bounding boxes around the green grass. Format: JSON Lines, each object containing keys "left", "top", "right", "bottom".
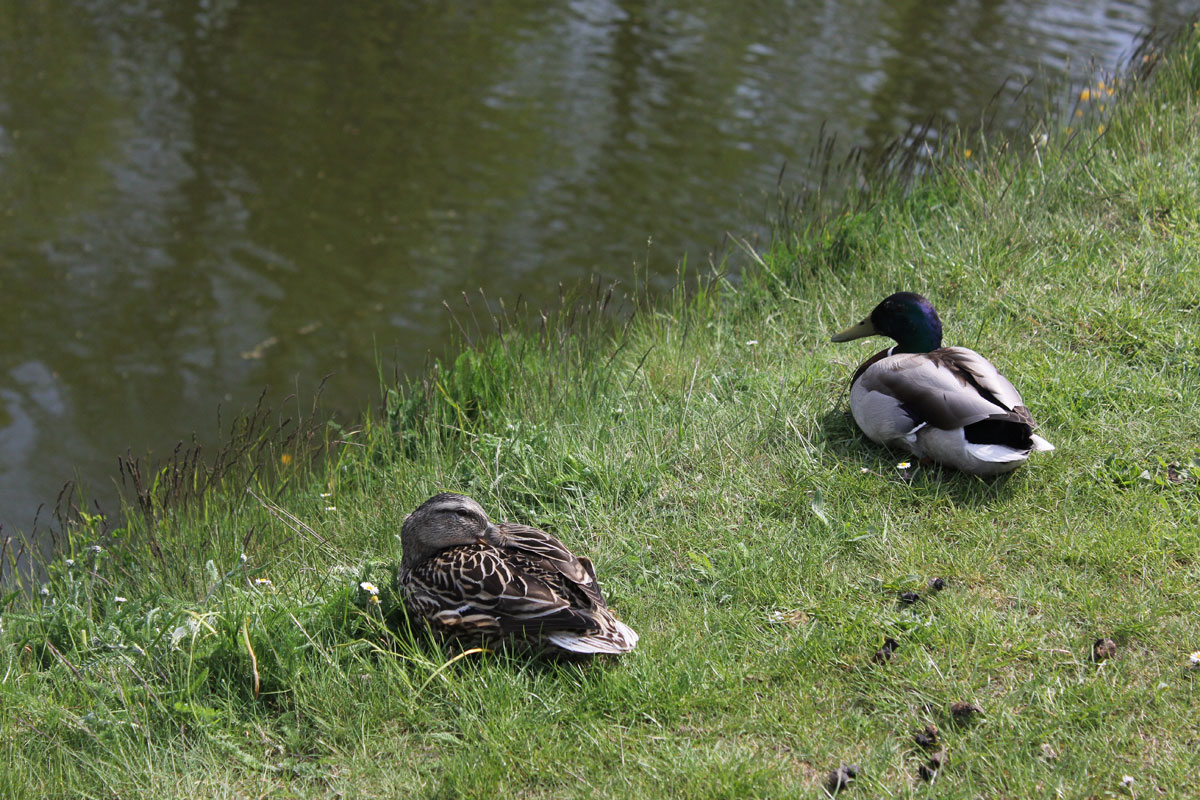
{"left": 4, "top": 25, "right": 1200, "bottom": 800}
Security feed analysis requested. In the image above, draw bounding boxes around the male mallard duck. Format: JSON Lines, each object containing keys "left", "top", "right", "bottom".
{"left": 396, "top": 492, "right": 638, "bottom": 655}
{"left": 831, "top": 292, "right": 1053, "bottom": 476}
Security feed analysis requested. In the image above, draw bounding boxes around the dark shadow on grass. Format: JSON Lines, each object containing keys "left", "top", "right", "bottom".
{"left": 816, "top": 408, "right": 1028, "bottom": 507}
{"left": 378, "top": 601, "right": 633, "bottom": 677}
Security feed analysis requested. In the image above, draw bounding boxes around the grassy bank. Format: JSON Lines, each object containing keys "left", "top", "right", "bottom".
{"left": 4, "top": 26, "right": 1200, "bottom": 800}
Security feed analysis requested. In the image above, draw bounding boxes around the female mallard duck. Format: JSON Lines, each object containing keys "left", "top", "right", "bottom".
{"left": 831, "top": 292, "right": 1053, "bottom": 476}
{"left": 396, "top": 492, "right": 638, "bottom": 655}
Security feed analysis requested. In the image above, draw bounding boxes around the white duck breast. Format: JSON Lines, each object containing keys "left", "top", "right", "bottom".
{"left": 849, "top": 346, "right": 1054, "bottom": 476}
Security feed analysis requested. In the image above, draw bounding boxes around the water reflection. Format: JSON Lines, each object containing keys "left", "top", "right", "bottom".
{"left": 0, "top": 0, "right": 1193, "bottom": 536}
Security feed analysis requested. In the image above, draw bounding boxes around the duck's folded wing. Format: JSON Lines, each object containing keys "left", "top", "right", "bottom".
{"left": 411, "top": 548, "right": 598, "bottom": 635}
{"left": 873, "top": 348, "right": 1028, "bottom": 429}
{"left": 494, "top": 523, "right": 606, "bottom": 606}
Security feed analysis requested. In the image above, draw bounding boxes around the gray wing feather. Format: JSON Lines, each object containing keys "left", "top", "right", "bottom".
{"left": 865, "top": 347, "right": 1027, "bottom": 430}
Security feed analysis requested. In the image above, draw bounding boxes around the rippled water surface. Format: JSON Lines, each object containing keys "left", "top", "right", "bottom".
{"left": 0, "top": 0, "right": 1195, "bottom": 536}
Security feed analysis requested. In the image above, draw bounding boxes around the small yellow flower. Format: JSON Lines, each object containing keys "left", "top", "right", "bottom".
{"left": 1080, "top": 88, "right": 1091, "bottom": 102}
{"left": 1097, "top": 80, "right": 1106, "bottom": 91}
{"left": 1098, "top": 104, "right": 1106, "bottom": 112}
{"left": 369, "top": 595, "right": 381, "bottom": 606}
{"left": 1097, "top": 124, "right": 1105, "bottom": 135}
{"left": 964, "top": 149, "right": 973, "bottom": 159}
{"left": 1106, "top": 87, "right": 1114, "bottom": 96}
{"left": 1075, "top": 109, "right": 1084, "bottom": 118}
{"left": 280, "top": 453, "right": 293, "bottom": 466}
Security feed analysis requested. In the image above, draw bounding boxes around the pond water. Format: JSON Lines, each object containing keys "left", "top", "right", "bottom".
{"left": 0, "top": 0, "right": 1194, "bottom": 538}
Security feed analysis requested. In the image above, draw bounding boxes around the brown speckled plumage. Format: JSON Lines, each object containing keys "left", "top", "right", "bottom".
{"left": 396, "top": 493, "right": 637, "bottom": 655}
